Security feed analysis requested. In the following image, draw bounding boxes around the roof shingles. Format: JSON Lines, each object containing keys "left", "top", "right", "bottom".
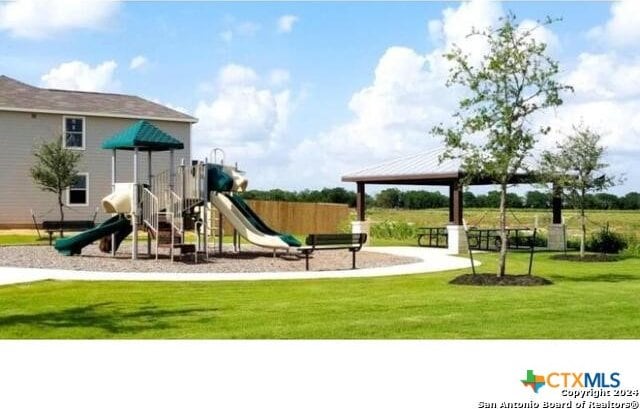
{"left": 0, "top": 75, "right": 196, "bottom": 123}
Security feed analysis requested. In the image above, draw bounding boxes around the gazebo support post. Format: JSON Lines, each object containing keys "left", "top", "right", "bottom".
{"left": 356, "top": 182, "right": 366, "bottom": 221}
{"left": 351, "top": 182, "right": 370, "bottom": 245}
{"left": 446, "top": 181, "right": 467, "bottom": 255}
{"left": 548, "top": 183, "right": 566, "bottom": 251}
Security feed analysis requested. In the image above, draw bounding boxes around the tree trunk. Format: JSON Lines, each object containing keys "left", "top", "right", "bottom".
{"left": 580, "top": 190, "right": 586, "bottom": 259}
{"left": 58, "top": 191, "right": 65, "bottom": 238}
{"left": 498, "top": 182, "right": 508, "bottom": 277}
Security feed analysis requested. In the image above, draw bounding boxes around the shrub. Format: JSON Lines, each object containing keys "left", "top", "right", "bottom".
{"left": 370, "top": 220, "right": 417, "bottom": 241}
{"left": 622, "top": 235, "right": 640, "bottom": 258}
{"left": 566, "top": 237, "right": 580, "bottom": 250}
{"left": 509, "top": 231, "right": 547, "bottom": 248}
{"left": 586, "top": 226, "right": 628, "bottom": 254}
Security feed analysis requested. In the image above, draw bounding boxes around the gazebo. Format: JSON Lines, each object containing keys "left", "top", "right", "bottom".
{"left": 341, "top": 147, "right": 564, "bottom": 254}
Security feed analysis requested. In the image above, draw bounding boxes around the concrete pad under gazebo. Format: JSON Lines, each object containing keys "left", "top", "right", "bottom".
{"left": 341, "top": 147, "right": 565, "bottom": 254}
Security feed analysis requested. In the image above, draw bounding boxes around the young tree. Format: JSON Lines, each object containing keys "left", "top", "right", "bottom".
{"left": 541, "top": 125, "right": 617, "bottom": 259}
{"left": 432, "top": 13, "right": 571, "bottom": 276}
{"left": 30, "top": 137, "right": 82, "bottom": 237}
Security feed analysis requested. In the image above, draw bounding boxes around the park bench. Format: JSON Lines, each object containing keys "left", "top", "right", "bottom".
{"left": 417, "top": 227, "right": 448, "bottom": 248}
{"left": 298, "top": 233, "right": 367, "bottom": 271}
{"left": 42, "top": 220, "right": 95, "bottom": 245}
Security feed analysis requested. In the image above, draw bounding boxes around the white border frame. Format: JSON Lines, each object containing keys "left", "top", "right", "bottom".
{"left": 62, "top": 116, "right": 86, "bottom": 151}
{"left": 66, "top": 172, "right": 90, "bottom": 207}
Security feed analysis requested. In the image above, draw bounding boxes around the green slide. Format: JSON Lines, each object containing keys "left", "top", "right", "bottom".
{"left": 207, "top": 164, "right": 234, "bottom": 193}
{"left": 224, "top": 194, "right": 301, "bottom": 247}
{"left": 54, "top": 215, "right": 132, "bottom": 256}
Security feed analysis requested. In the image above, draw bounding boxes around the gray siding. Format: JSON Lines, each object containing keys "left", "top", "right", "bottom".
{"left": 0, "top": 111, "right": 191, "bottom": 226}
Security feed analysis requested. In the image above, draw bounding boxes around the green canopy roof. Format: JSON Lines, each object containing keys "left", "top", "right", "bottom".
{"left": 102, "top": 120, "right": 184, "bottom": 151}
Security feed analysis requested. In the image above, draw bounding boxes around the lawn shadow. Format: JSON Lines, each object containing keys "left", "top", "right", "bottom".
{"left": 547, "top": 273, "right": 640, "bottom": 283}
{"left": 0, "top": 302, "right": 220, "bottom": 336}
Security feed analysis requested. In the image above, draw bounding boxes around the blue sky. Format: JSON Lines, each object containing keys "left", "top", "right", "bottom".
{"left": 1, "top": 0, "right": 638, "bottom": 194}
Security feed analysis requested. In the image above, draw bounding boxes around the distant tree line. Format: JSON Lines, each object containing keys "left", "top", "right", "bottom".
{"left": 241, "top": 187, "right": 640, "bottom": 210}
{"left": 241, "top": 188, "right": 361, "bottom": 207}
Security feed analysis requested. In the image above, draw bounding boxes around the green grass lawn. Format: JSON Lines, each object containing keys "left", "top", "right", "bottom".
{"left": 0, "top": 234, "right": 49, "bottom": 246}
{"left": 0, "top": 251, "right": 639, "bottom": 339}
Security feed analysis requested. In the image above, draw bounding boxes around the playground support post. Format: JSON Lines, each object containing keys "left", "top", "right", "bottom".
{"left": 218, "top": 199, "right": 223, "bottom": 254}
{"left": 132, "top": 147, "right": 138, "bottom": 260}
{"left": 111, "top": 149, "right": 116, "bottom": 257}
{"left": 147, "top": 150, "right": 152, "bottom": 257}
{"left": 169, "top": 149, "right": 175, "bottom": 192}
{"left": 203, "top": 160, "right": 209, "bottom": 260}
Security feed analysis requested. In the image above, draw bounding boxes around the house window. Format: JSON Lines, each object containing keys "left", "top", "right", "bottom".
{"left": 67, "top": 173, "right": 89, "bottom": 206}
{"left": 63, "top": 116, "right": 85, "bottom": 149}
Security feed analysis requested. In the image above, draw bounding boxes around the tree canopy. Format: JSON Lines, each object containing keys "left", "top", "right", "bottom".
{"left": 432, "top": 13, "right": 571, "bottom": 276}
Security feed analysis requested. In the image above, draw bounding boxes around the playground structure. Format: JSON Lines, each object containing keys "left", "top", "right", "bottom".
{"left": 54, "top": 120, "right": 301, "bottom": 260}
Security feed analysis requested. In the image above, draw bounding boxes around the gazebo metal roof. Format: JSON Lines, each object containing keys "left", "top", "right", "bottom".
{"left": 102, "top": 120, "right": 184, "bottom": 151}
{"left": 341, "top": 147, "right": 536, "bottom": 185}
{"left": 341, "top": 147, "right": 555, "bottom": 227}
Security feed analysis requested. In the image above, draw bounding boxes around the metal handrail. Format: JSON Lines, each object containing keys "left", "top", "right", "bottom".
{"left": 141, "top": 188, "right": 159, "bottom": 260}
{"left": 152, "top": 169, "right": 171, "bottom": 211}
{"left": 169, "top": 191, "right": 183, "bottom": 236}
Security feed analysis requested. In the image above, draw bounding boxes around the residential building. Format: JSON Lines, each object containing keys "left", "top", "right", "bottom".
{"left": 0, "top": 75, "right": 197, "bottom": 227}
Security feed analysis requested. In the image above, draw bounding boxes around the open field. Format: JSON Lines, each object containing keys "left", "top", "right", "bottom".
{"left": 362, "top": 208, "right": 640, "bottom": 246}
{"left": 0, "top": 251, "right": 639, "bottom": 339}
{"left": 366, "top": 207, "right": 640, "bottom": 236}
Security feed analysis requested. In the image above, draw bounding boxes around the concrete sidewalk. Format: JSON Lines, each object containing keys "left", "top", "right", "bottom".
{"left": 0, "top": 247, "right": 475, "bottom": 285}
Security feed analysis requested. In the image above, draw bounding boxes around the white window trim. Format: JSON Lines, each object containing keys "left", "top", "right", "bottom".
{"left": 62, "top": 116, "right": 86, "bottom": 150}
{"left": 67, "top": 172, "right": 89, "bottom": 207}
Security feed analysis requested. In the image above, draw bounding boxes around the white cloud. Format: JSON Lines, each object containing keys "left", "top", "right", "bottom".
{"left": 285, "top": 0, "right": 504, "bottom": 188}
{"left": 277, "top": 15, "right": 299, "bottom": 33}
{"left": 587, "top": 0, "right": 640, "bottom": 48}
{"left": 0, "top": 0, "right": 119, "bottom": 39}
{"left": 269, "top": 69, "right": 290, "bottom": 87}
{"left": 217, "top": 64, "right": 259, "bottom": 87}
{"left": 193, "top": 64, "right": 292, "bottom": 166}
{"left": 566, "top": 53, "right": 640, "bottom": 102}
{"left": 535, "top": 51, "right": 640, "bottom": 159}
{"left": 129, "top": 55, "right": 148, "bottom": 71}
{"left": 41, "top": 60, "right": 119, "bottom": 92}
{"left": 429, "top": 0, "right": 502, "bottom": 62}
{"left": 219, "top": 19, "right": 260, "bottom": 43}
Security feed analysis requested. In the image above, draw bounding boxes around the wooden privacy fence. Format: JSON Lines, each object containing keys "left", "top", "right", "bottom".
{"left": 221, "top": 200, "right": 350, "bottom": 235}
